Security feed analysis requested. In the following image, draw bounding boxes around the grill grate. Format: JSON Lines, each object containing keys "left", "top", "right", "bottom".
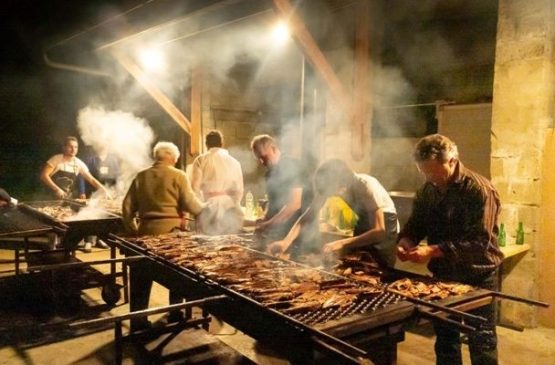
{"left": 0, "top": 207, "right": 53, "bottom": 236}
{"left": 292, "top": 291, "right": 403, "bottom": 325}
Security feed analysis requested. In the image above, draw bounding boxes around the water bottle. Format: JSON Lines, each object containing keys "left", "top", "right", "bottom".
{"left": 245, "top": 191, "right": 254, "bottom": 219}
{"left": 516, "top": 222, "right": 524, "bottom": 245}
{"left": 498, "top": 223, "right": 506, "bottom": 247}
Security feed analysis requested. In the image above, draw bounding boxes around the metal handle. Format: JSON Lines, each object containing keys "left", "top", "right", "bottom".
{"left": 387, "top": 288, "right": 488, "bottom": 323}
{"left": 491, "top": 291, "right": 549, "bottom": 307}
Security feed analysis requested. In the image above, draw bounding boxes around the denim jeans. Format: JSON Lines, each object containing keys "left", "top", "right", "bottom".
{"left": 433, "top": 271, "right": 499, "bottom": 365}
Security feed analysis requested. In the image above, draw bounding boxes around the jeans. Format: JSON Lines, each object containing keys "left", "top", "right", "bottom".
{"left": 433, "top": 271, "right": 499, "bottom": 365}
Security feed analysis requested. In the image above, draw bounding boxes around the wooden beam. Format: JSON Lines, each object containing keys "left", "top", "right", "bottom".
{"left": 272, "top": 0, "right": 351, "bottom": 114}
{"left": 191, "top": 67, "right": 203, "bottom": 156}
{"left": 111, "top": 50, "right": 192, "bottom": 135}
{"left": 352, "top": 0, "right": 370, "bottom": 161}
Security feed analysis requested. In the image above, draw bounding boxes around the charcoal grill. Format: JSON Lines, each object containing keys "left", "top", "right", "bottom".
{"left": 1, "top": 201, "right": 127, "bottom": 307}
{"left": 20, "top": 200, "right": 122, "bottom": 250}
{"left": 110, "top": 233, "right": 501, "bottom": 365}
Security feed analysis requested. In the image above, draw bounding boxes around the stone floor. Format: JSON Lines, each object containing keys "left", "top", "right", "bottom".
{"left": 0, "top": 246, "right": 554, "bottom": 365}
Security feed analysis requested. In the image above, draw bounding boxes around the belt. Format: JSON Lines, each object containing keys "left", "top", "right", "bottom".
{"left": 141, "top": 216, "right": 181, "bottom": 220}
{"left": 205, "top": 190, "right": 235, "bottom": 198}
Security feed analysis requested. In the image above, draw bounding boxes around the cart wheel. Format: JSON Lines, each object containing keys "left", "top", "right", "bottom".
{"left": 102, "top": 284, "right": 121, "bottom": 305}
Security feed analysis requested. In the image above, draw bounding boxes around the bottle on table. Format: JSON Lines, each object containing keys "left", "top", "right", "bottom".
{"left": 498, "top": 223, "right": 506, "bottom": 247}
{"left": 516, "top": 221, "right": 524, "bottom": 245}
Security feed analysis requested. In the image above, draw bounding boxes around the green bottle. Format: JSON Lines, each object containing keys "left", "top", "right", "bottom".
{"left": 516, "top": 222, "right": 524, "bottom": 245}
{"left": 498, "top": 223, "right": 506, "bottom": 247}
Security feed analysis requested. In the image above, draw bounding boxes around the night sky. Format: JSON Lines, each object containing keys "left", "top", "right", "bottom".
{"left": 0, "top": 0, "right": 154, "bottom": 199}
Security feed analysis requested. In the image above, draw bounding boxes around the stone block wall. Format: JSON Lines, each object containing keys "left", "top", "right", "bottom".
{"left": 491, "top": 0, "right": 555, "bottom": 327}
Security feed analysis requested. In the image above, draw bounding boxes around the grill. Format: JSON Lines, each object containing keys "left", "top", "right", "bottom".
{"left": 20, "top": 200, "right": 122, "bottom": 250}
{"left": 111, "top": 232, "right": 498, "bottom": 365}
{"left": 0, "top": 201, "right": 127, "bottom": 308}
{"left": 0, "top": 205, "right": 65, "bottom": 238}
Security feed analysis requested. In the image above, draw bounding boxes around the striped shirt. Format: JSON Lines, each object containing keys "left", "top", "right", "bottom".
{"left": 398, "top": 161, "right": 504, "bottom": 281}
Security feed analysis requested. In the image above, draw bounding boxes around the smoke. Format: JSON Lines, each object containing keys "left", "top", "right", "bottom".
{"left": 77, "top": 106, "right": 155, "bottom": 197}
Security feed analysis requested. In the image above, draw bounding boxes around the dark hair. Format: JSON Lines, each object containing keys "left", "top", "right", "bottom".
{"left": 413, "top": 134, "right": 459, "bottom": 162}
{"left": 314, "top": 159, "right": 354, "bottom": 196}
{"left": 64, "top": 136, "right": 78, "bottom": 147}
{"left": 206, "top": 130, "right": 223, "bottom": 149}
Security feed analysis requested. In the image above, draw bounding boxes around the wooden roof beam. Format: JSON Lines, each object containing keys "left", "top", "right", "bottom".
{"left": 111, "top": 50, "right": 192, "bottom": 136}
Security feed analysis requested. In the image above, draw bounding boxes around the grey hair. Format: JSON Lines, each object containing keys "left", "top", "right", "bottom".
{"left": 413, "top": 134, "right": 459, "bottom": 162}
{"left": 153, "top": 141, "right": 180, "bottom": 161}
{"left": 250, "top": 134, "right": 276, "bottom": 151}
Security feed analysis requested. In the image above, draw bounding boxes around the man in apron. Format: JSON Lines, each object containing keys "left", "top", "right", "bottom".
{"left": 40, "top": 136, "right": 108, "bottom": 199}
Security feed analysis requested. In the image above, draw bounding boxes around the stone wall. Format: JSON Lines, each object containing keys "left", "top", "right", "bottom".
{"left": 491, "top": 0, "right": 555, "bottom": 327}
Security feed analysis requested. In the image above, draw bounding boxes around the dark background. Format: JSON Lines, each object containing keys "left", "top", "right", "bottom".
{"left": 0, "top": 0, "right": 162, "bottom": 199}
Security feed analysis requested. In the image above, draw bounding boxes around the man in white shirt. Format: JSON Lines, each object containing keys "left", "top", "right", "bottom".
{"left": 191, "top": 130, "right": 244, "bottom": 235}
{"left": 40, "top": 136, "right": 107, "bottom": 200}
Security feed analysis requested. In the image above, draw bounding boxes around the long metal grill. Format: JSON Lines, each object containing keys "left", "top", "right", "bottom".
{"left": 123, "top": 233, "right": 406, "bottom": 326}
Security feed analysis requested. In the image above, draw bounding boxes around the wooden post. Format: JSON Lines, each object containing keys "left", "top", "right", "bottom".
{"left": 272, "top": 0, "right": 352, "bottom": 114}
{"left": 191, "top": 67, "right": 203, "bottom": 156}
{"left": 352, "top": 0, "right": 370, "bottom": 161}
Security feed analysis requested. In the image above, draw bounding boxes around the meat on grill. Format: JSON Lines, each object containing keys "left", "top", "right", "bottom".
{"left": 129, "top": 233, "right": 385, "bottom": 316}
{"left": 388, "top": 278, "right": 474, "bottom": 300}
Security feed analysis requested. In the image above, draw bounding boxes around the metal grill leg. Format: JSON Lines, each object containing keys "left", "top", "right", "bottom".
{"left": 114, "top": 320, "right": 123, "bottom": 365}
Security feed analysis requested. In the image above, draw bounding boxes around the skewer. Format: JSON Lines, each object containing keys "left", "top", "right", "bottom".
{"left": 387, "top": 288, "right": 488, "bottom": 323}
{"left": 490, "top": 291, "right": 549, "bottom": 307}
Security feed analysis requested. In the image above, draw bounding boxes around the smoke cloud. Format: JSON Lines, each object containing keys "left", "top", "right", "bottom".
{"left": 77, "top": 106, "right": 155, "bottom": 197}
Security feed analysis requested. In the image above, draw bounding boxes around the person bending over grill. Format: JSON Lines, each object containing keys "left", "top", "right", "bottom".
{"left": 250, "top": 134, "right": 313, "bottom": 250}
{"left": 122, "top": 141, "right": 206, "bottom": 331}
{"left": 268, "top": 159, "right": 398, "bottom": 266}
{"left": 40, "top": 136, "right": 109, "bottom": 200}
{"left": 191, "top": 130, "right": 244, "bottom": 235}
{"left": 396, "top": 134, "right": 503, "bottom": 365}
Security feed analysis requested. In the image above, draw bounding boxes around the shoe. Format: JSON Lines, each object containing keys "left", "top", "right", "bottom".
{"left": 83, "top": 241, "right": 92, "bottom": 253}
{"left": 95, "top": 239, "right": 109, "bottom": 249}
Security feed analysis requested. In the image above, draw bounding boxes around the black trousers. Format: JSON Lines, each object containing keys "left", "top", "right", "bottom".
{"left": 130, "top": 264, "right": 183, "bottom": 329}
{"left": 433, "top": 271, "right": 499, "bottom": 365}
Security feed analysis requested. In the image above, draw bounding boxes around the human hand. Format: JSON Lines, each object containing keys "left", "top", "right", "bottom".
{"left": 396, "top": 238, "right": 415, "bottom": 261}
{"left": 405, "top": 245, "right": 441, "bottom": 263}
{"left": 266, "top": 240, "right": 288, "bottom": 257}
{"left": 55, "top": 189, "right": 66, "bottom": 199}
{"left": 322, "top": 239, "right": 347, "bottom": 254}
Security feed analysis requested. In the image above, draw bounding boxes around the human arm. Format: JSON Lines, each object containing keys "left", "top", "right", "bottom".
{"left": 121, "top": 181, "right": 139, "bottom": 234}
{"left": 179, "top": 172, "right": 206, "bottom": 216}
{"left": 81, "top": 170, "right": 110, "bottom": 198}
{"left": 322, "top": 207, "right": 388, "bottom": 253}
{"left": 256, "top": 187, "right": 302, "bottom": 232}
{"left": 190, "top": 157, "right": 203, "bottom": 199}
{"left": 40, "top": 163, "right": 66, "bottom": 199}
{"left": 266, "top": 195, "right": 325, "bottom": 256}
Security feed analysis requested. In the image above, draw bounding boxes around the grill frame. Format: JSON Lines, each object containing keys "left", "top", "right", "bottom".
{"left": 20, "top": 200, "right": 122, "bottom": 249}
{"left": 111, "top": 234, "right": 425, "bottom": 364}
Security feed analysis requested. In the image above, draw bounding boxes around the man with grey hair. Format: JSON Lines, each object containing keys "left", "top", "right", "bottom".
{"left": 122, "top": 141, "right": 205, "bottom": 330}
{"left": 397, "top": 134, "right": 503, "bottom": 365}
{"left": 123, "top": 141, "right": 204, "bottom": 235}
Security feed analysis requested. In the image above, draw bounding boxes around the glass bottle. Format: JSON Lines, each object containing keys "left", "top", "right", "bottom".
{"left": 516, "top": 221, "right": 524, "bottom": 245}
{"left": 498, "top": 223, "right": 506, "bottom": 247}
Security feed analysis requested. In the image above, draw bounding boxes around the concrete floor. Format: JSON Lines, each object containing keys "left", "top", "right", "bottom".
{"left": 0, "top": 246, "right": 554, "bottom": 365}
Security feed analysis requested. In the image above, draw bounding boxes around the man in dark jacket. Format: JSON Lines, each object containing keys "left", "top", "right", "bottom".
{"left": 397, "top": 134, "right": 503, "bottom": 365}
